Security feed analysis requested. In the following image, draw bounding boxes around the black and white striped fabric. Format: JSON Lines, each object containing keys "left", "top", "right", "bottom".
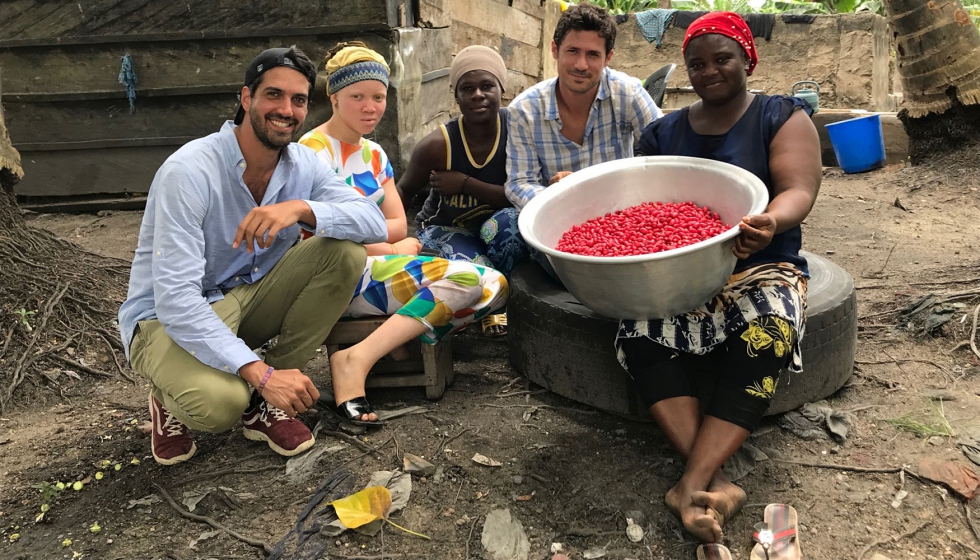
{"left": 616, "top": 262, "right": 808, "bottom": 374}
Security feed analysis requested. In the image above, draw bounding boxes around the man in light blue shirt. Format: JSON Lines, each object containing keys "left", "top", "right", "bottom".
{"left": 119, "top": 47, "right": 387, "bottom": 466}
{"left": 506, "top": 3, "right": 662, "bottom": 212}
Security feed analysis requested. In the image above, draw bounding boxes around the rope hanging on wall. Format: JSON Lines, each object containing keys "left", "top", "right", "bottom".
{"left": 118, "top": 53, "right": 139, "bottom": 113}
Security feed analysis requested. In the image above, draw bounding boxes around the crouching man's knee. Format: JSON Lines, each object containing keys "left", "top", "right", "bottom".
{"left": 308, "top": 237, "right": 367, "bottom": 281}
{"left": 173, "top": 379, "right": 252, "bottom": 433}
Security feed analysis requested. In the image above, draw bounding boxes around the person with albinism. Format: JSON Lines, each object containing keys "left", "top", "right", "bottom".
{"left": 297, "top": 42, "right": 510, "bottom": 425}
{"left": 118, "top": 47, "right": 387, "bottom": 466}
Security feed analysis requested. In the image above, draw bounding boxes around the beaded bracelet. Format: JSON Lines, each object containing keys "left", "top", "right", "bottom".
{"left": 258, "top": 366, "right": 274, "bottom": 394}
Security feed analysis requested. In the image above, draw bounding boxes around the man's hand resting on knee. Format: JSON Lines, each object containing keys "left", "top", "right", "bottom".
{"left": 240, "top": 361, "right": 320, "bottom": 417}
{"left": 233, "top": 200, "right": 314, "bottom": 254}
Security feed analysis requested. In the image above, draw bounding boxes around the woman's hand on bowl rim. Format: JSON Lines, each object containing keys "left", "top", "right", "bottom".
{"left": 733, "top": 213, "right": 776, "bottom": 259}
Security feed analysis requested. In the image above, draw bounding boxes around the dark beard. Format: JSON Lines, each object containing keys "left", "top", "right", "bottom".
{"left": 249, "top": 108, "right": 294, "bottom": 150}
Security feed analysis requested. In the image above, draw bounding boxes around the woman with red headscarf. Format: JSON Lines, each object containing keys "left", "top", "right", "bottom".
{"left": 616, "top": 12, "right": 821, "bottom": 547}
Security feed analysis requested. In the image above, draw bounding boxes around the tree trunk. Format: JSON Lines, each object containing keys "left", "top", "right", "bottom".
{"left": 0, "top": 85, "right": 24, "bottom": 231}
{"left": 884, "top": 0, "right": 980, "bottom": 164}
{"left": 0, "top": 82, "right": 131, "bottom": 411}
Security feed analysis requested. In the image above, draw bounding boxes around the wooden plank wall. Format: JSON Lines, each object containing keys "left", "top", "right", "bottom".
{"left": 0, "top": 0, "right": 421, "bottom": 200}
{"left": 402, "top": 0, "right": 553, "bottom": 183}
{"left": 3, "top": 0, "right": 558, "bottom": 202}
{"left": 0, "top": 0, "right": 391, "bottom": 43}
{"left": 450, "top": 0, "right": 547, "bottom": 102}
{"left": 412, "top": 0, "right": 453, "bottom": 152}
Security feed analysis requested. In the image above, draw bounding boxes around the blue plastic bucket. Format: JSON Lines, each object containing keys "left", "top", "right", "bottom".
{"left": 824, "top": 114, "right": 886, "bottom": 174}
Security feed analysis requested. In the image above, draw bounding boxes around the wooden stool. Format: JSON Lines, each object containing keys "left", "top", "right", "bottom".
{"left": 323, "top": 317, "right": 454, "bottom": 399}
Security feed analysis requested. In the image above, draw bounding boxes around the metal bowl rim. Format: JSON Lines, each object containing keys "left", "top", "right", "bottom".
{"left": 519, "top": 156, "right": 769, "bottom": 264}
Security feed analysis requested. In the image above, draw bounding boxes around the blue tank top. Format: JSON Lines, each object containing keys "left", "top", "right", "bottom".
{"left": 636, "top": 94, "right": 811, "bottom": 276}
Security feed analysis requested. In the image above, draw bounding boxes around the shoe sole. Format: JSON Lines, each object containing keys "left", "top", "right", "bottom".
{"left": 152, "top": 441, "right": 198, "bottom": 466}
{"left": 242, "top": 427, "right": 315, "bottom": 457}
{"left": 148, "top": 394, "right": 198, "bottom": 466}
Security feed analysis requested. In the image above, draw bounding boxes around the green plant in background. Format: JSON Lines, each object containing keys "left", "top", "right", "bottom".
{"left": 562, "top": 0, "right": 659, "bottom": 14}
{"left": 966, "top": 1, "right": 980, "bottom": 29}
{"left": 817, "top": 0, "right": 883, "bottom": 13}
{"left": 567, "top": 0, "right": 834, "bottom": 14}
{"left": 562, "top": 0, "right": 979, "bottom": 29}
{"left": 565, "top": 0, "right": 884, "bottom": 14}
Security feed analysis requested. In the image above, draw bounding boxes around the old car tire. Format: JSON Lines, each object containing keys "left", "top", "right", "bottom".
{"left": 508, "top": 251, "right": 856, "bottom": 417}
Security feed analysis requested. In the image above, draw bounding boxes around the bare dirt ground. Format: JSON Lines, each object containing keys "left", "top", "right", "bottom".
{"left": 2, "top": 163, "right": 980, "bottom": 560}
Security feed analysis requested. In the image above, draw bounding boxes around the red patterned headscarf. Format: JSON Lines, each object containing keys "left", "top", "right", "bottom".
{"left": 682, "top": 11, "right": 758, "bottom": 76}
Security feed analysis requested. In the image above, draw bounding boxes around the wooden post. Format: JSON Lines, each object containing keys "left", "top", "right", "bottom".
{"left": 421, "top": 341, "right": 451, "bottom": 399}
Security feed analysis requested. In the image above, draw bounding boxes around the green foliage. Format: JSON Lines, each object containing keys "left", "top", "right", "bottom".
{"left": 567, "top": 0, "right": 979, "bottom": 29}
{"left": 965, "top": 2, "right": 980, "bottom": 29}
{"left": 820, "top": 0, "right": 883, "bottom": 14}
{"left": 568, "top": 0, "right": 658, "bottom": 14}
{"left": 567, "top": 0, "right": 884, "bottom": 14}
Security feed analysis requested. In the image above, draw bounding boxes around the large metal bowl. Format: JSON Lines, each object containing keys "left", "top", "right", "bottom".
{"left": 518, "top": 156, "right": 769, "bottom": 319}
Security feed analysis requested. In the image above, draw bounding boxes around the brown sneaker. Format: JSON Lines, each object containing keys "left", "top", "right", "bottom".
{"left": 241, "top": 396, "right": 315, "bottom": 456}
{"left": 148, "top": 395, "right": 197, "bottom": 466}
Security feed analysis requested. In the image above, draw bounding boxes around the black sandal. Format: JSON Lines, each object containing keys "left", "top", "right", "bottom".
{"left": 335, "top": 397, "right": 385, "bottom": 428}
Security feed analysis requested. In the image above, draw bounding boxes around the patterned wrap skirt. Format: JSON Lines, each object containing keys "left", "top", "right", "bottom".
{"left": 343, "top": 255, "right": 509, "bottom": 344}
{"left": 615, "top": 262, "right": 808, "bottom": 375}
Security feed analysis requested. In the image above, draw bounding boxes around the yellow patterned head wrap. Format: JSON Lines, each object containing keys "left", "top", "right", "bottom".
{"left": 325, "top": 44, "right": 390, "bottom": 94}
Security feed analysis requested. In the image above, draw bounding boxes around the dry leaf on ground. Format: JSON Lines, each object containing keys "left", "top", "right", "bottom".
{"left": 473, "top": 453, "right": 502, "bottom": 467}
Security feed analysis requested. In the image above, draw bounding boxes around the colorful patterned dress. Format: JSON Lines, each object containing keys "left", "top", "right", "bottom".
{"left": 298, "top": 130, "right": 392, "bottom": 204}
{"left": 299, "top": 129, "right": 509, "bottom": 343}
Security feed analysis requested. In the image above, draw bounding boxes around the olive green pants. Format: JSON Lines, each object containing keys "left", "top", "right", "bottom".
{"left": 130, "top": 237, "right": 366, "bottom": 433}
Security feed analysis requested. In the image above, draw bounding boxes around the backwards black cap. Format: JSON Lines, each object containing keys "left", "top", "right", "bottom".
{"left": 234, "top": 47, "right": 317, "bottom": 125}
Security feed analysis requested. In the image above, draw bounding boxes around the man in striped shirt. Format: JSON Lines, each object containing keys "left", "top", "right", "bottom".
{"left": 505, "top": 3, "right": 663, "bottom": 212}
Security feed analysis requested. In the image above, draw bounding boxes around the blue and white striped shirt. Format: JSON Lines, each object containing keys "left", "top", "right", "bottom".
{"left": 505, "top": 68, "right": 662, "bottom": 210}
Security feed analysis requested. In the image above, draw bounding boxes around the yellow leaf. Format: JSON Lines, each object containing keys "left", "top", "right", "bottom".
{"left": 330, "top": 486, "right": 431, "bottom": 540}
{"left": 331, "top": 486, "right": 391, "bottom": 529}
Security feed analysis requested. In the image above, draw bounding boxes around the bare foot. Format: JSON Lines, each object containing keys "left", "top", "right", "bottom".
{"left": 692, "top": 475, "right": 747, "bottom": 528}
{"left": 329, "top": 349, "right": 378, "bottom": 422}
{"left": 665, "top": 482, "right": 724, "bottom": 543}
